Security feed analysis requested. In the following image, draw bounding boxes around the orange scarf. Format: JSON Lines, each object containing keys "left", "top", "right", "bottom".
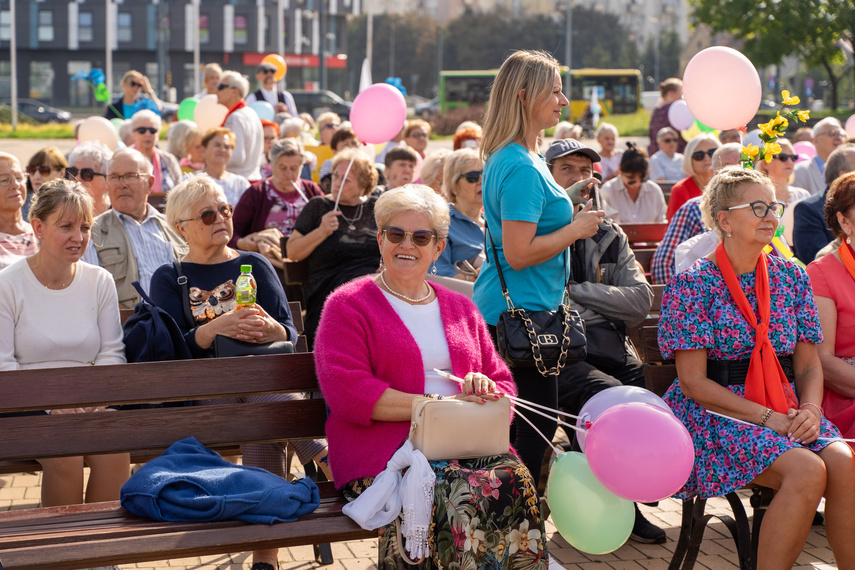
{"left": 716, "top": 242, "right": 798, "bottom": 413}
{"left": 838, "top": 240, "right": 855, "bottom": 281}
{"left": 221, "top": 100, "right": 247, "bottom": 127}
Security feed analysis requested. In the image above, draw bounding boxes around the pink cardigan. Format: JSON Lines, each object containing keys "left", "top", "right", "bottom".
{"left": 314, "top": 276, "right": 517, "bottom": 488}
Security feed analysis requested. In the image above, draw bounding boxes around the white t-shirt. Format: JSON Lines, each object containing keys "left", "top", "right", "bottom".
{"left": 649, "top": 151, "right": 686, "bottom": 182}
{"left": 0, "top": 259, "right": 126, "bottom": 370}
{"left": 183, "top": 171, "right": 250, "bottom": 207}
{"left": 381, "top": 290, "right": 457, "bottom": 396}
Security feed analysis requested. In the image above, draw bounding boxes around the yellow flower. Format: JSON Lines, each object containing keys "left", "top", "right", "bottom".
{"left": 797, "top": 109, "right": 810, "bottom": 122}
{"left": 763, "top": 142, "right": 782, "bottom": 162}
{"left": 771, "top": 115, "right": 789, "bottom": 130}
{"left": 758, "top": 122, "right": 777, "bottom": 138}
{"left": 781, "top": 90, "right": 800, "bottom": 106}
{"left": 742, "top": 144, "right": 759, "bottom": 160}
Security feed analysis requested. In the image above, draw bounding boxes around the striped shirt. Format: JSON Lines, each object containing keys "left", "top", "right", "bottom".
{"left": 651, "top": 197, "right": 704, "bottom": 285}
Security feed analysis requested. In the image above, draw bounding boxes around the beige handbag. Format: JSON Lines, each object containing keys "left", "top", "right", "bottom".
{"left": 408, "top": 397, "right": 511, "bottom": 460}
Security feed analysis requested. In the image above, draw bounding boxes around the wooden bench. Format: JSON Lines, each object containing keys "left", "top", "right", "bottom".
{"left": 618, "top": 222, "right": 668, "bottom": 247}
{"left": 0, "top": 354, "right": 371, "bottom": 570}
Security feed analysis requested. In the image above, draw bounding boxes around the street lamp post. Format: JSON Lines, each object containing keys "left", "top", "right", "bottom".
{"left": 318, "top": 0, "right": 325, "bottom": 91}
{"left": 10, "top": 0, "right": 17, "bottom": 130}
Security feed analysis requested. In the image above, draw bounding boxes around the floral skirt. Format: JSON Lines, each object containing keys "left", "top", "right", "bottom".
{"left": 344, "top": 453, "right": 548, "bottom": 570}
{"left": 664, "top": 380, "right": 841, "bottom": 499}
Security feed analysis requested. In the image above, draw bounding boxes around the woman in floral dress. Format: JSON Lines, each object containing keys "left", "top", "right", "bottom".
{"left": 658, "top": 167, "right": 855, "bottom": 568}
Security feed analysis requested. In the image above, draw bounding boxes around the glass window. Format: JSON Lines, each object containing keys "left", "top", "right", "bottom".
{"left": 234, "top": 14, "right": 248, "bottom": 45}
{"left": 79, "top": 11, "right": 94, "bottom": 43}
{"left": 117, "top": 12, "right": 132, "bottom": 43}
{"left": 0, "top": 11, "right": 10, "bottom": 42}
{"left": 199, "top": 14, "right": 210, "bottom": 44}
{"left": 0, "top": 61, "right": 11, "bottom": 98}
{"left": 29, "top": 61, "right": 55, "bottom": 101}
{"left": 38, "top": 10, "right": 54, "bottom": 42}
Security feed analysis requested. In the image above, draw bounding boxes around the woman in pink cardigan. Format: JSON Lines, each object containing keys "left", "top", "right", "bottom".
{"left": 315, "top": 185, "right": 548, "bottom": 570}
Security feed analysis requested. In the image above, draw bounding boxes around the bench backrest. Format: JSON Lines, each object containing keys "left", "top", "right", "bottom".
{"left": 0, "top": 353, "right": 323, "bottom": 462}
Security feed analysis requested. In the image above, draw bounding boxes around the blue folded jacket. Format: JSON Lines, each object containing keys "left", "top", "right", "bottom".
{"left": 120, "top": 436, "right": 320, "bottom": 524}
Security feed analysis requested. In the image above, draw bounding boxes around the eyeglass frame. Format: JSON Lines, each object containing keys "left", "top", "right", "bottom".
{"left": 26, "top": 165, "right": 54, "bottom": 176}
{"left": 457, "top": 170, "right": 482, "bottom": 184}
{"left": 217, "top": 83, "right": 236, "bottom": 91}
{"left": 691, "top": 149, "right": 716, "bottom": 161}
{"left": 723, "top": 201, "right": 785, "bottom": 219}
{"left": 660, "top": 137, "right": 679, "bottom": 144}
{"left": 134, "top": 126, "right": 158, "bottom": 135}
{"left": 0, "top": 174, "right": 26, "bottom": 189}
{"left": 382, "top": 226, "right": 436, "bottom": 247}
{"left": 106, "top": 172, "right": 147, "bottom": 186}
{"left": 773, "top": 153, "right": 799, "bottom": 162}
{"left": 178, "top": 204, "right": 234, "bottom": 225}
{"left": 66, "top": 166, "right": 106, "bottom": 182}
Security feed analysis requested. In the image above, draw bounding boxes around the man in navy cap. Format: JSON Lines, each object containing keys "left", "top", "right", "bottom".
{"left": 246, "top": 62, "right": 298, "bottom": 117}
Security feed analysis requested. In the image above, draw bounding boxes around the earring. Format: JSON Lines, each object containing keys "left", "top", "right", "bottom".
{"left": 727, "top": 233, "right": 732, "bottom": 238}
{"left": 430, "top": 263, "right": 437, "bottom": 276}
{"left": 848, "top": 236, "right": 851, "bottom": 245}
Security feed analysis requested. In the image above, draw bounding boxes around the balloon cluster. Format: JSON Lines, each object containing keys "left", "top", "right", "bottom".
{"left": 547, "top": 386, "right": 694, "bottom": 554}
{"left": 71, "top": 69, "right": 110, "bottom": 103}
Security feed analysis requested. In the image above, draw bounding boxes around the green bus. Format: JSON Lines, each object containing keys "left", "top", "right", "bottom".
{"left": 439, "top": 68, "right": 642, "bottom": 122}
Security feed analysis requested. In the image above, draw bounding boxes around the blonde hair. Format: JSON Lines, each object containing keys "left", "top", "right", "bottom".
{"left": 420, "top": 149, "right": 451, "bottom": 192}
{"left": 29, "top": 178, "right": 94, "bottom": 225}
{"left": 166, "top": 175, "right": 227, "bottom": 230}
{"left": 481, "top": 50, "right": 560, "bottom": 161}
{"left": 404, "top": 119, "right": 431, "bottom": 138}
{"left": 166, "top": 120, "right": 202, "bottom": 159}
{"left": 757, "top": 138, "right": 795, "bottom": 184}
{"left": 682, "top": 133, "right": 721, "bottom": 177}
{"left": 375, "top": 184, "right": 451, "bottom": 241}
{"left": 700, "top": 166, "right": 773, "bottom": 239}
{"left": 202, "top": 63, "right": 223, "bottom": 80}
{"left": 442, "top": 148, "right": 482, "bottom": 203}
{"left": 331, "top": 149, "right": 378, "bottom": 195}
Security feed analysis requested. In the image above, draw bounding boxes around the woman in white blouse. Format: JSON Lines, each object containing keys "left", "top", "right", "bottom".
{"left": 191, "top": 127, "right": 251, "bottom": 207}
{"left": 0, "top": 178, "right": 129, "bottom": 507}
{"left": 600, "top": 143, "right": 667, "bottom": 224}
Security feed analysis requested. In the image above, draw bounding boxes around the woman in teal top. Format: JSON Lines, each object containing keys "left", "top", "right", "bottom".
{"left": 473, "top": 50, "right": 604, "bottom": 482}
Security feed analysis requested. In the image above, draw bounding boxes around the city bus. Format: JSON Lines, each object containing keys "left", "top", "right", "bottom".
{"left": 439, "top": 68, "right": 642, "bottom": 122}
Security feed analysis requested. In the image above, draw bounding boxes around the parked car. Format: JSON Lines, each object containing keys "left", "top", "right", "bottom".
{"left": 0, "top": 99, "right": 71, "bottom": 123}
{"left": 415, "top": 96, "right": 439, "bottom": 118}
{"left": 290, "top": 90, "right": 352, "bottom": 120}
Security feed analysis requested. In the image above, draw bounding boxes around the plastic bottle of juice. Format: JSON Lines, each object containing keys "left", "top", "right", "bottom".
{"left": 235, "top": 265, "right": 257, "bottom": 310}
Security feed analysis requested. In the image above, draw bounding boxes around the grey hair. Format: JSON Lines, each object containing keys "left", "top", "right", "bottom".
{"left": 221, "top": 71, "right": 250, "bottom": 99}
{"left": 825, "top": 143, "right": 855, "bottom": 185}
{"left": 700, "top": 166, "right": 773, "bottom": 239}
{"left": 374, "top": 184, "right": 451, "bottom": 241}
{"left": 131, "top": 109, "right": 162, "bottom": 131}
{"left": 595, "top": 122, "right": 618, "bottom": 138}
{"left": 812, "top": 117, "right": 843, "bottom": 139}
{"left": 109, "top": 147, "right": 154, "bottom": 176}
{"left": 442, "top": 148, "right": 481, "bottom": 203}
{"left": 67, "top": 141, "right": 112, "bottom": 173}
{"left": 420, "top": 149, "right": 451, "bottom": 192}
{"left": 553, "top": 121, "right": 575, "bottom": 140}
{"left": 711, "top": 143, "right": 743, "bottom": 173}
{"left": 279, "top": 117, "right": 305, "bottom": 138}
{"left": 165, "top": 120, "right": 202, "bottom": 159}
{"left": 657, "top": 126, "right": 678, "bottom": 141}
{"left": 269, "top": 137, "right": 305, "bottom": 164}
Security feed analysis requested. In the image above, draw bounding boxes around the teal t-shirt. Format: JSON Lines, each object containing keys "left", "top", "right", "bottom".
{"left": 473, "top": 143, "right": 574, "bottom": 325}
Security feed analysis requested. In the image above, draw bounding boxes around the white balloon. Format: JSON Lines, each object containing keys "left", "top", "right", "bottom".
{"left": 667, "top": 100, "right": 695, "bottom": 131}
{"left": 77, "top": 116, "right": 119, "bottom": 151}
{"left": 194, "top": 95, "right": 229, "bottom": 132}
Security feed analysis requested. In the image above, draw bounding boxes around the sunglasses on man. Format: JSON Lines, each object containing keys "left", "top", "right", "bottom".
{"left": 217, "top": 83, "right": 235, "bottom": 91}
{"left": 66, "top": 166, "right": 106, "bottom": 182}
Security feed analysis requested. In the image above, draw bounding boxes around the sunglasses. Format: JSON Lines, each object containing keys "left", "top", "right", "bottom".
{"left": 661, "top": 137, "right": 678, "bottom": 144}
{"left": 66, "top": 166, "right": 106, "bottom": 182}
{"left": 128, "top": 81, "right": 142, "bottom": 89}
{"left": 691, "top": 149, "right": 716, "bottom": 161}
{"left": 774, "top": 153, "right": 799, "bottom": 162}
{"left": 179, "top": 204, "right": 234, "bottom": 225}
{"left": 26, "top": 165, "right": 53, "bottom": 176}
{"left": 135, "top": 126, "right": 158, "bottom": 135}
{"left": 217, "top": 83, "right": 235, "bottom": 91}
{"left": 458, "top": 170, "right": 482, "bottom": 183}
{"left": 724, "top": 201, "right": 785, "bottom": 219}
{"left": 383, "top": 226, "right": 436, "bottom": 247}
{"left": 259, "top": 68, "right": 275, "bottom": 75}
{"left": 622, "top": 176, "right": 648, "bottom": 186}
{"left": 321, "top": 123, "right": 340, "bottom": 130}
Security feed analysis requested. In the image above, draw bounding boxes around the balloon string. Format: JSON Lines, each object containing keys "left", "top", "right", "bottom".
{"left": 708, "top": 410, "right": 855, "bottom": 443}
{"left": 432, "top": 368, "right": 583, "bottom": 421}
{"left": 291, "top": 180, "right": 309, "bottom": 204}
{"left": 333, "top": 155, "right": 356, "bottom": 212}
{"left": 514, "top": 409, "right": 564, "bottom": 456}
{"left": 512, "top": 398, "right": 586, "bottom": 434}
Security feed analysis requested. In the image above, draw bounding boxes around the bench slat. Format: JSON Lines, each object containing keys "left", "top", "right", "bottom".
{"left": 0, "top": 400, "right": 328, "bottom": 461}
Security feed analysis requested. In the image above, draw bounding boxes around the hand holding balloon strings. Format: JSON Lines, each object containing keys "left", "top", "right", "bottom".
{"left": 707, "top": 409, "right": 854, "bottom": 442}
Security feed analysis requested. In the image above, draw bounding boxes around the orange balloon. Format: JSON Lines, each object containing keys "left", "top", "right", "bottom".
{"left": 262, "top": 54, "right": 287, "bottom": 81}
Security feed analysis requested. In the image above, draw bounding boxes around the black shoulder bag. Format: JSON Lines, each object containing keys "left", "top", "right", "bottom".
{"left": 487, "top": 227, "right": 586, "bottom": 376}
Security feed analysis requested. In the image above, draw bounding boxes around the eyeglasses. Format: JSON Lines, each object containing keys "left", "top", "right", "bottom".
{"left": 106, "top": 173, "right": 145, "bottom": 186}
{"left": 128, "top": 81, "right": 142, "bottom": 89}
{"left": 819, "top": 129, "right": 845, "bottom": 138}
{"left": 622, "top": 176, "right": 648, "bottom": 186}
{"left": 217, "top": 83, "right": 235, "bottom": 91}
{"left": 691, "top": 149, "right": 716, "bottom": 161}
{"left": 135, "top": 126, "right": 158, "bottom": 135}
{"left": 26, "top": 165, "right": 53, "bottom": 176}
{"left": 0, "top": 175, "right": 26, "bottom": 189}
{"left": 774, "top": 153, "right": 799, "bottom": 162}
{"left": 259, "top": 68, "right": 275, "bottom": 75}
{"left": 179, "top": 204, "right": 234, "bottom": 225}
{"left": 321, "top": 123, "right": 340, "bottom": 130}
{"left": 67, "top": 166, "right": 106, "bottom": 182}
{"left": 724, "top": 201, "right": 785, "bottom": 219}
{"left": 408, "top": 131, "right": 428, "bottom": 139}
{"left": 661, "top": 137, "right": 678, "bottom": 144}
{"left": 382, "top": 226, "right": 436, "bottom": 247}
{"left": 458, "top": 170, "right": 482, "bottom": 183}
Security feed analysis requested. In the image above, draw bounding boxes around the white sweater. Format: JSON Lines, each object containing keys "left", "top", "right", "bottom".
{"left": 224, "top": 106, "right": 264, "bottom": 181}
{"left": 0, "top": 259, "right": 126, "bottom": 370}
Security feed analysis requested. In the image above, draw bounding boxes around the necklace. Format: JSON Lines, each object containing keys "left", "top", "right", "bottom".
{"left": 338, "top": 201, "right": 364, "bottom": 231}
{"left": 380, "top": 270, "right": 432, "bottom": 303}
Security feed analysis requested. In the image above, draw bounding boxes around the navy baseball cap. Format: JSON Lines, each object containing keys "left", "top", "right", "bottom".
{"left": 545, "top": 139, "right": 601, "bottom": 164}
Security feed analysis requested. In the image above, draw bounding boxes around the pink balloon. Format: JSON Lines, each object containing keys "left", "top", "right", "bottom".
{"left": 845, "top": 114, "right": 855, "bottom": 137}
{"left": 350, "top": 84, "right": 407, "bottom": 144}
{"left": 576, "top": 386, "right": 673, "bottom": 452}
{"left": 793, "top": 141, "right": 817, "bottom": 164}
{"left": 667, "top": 100, "right": 695, "bottom": 131}
{"left": 586, "top": 402, "right": 694, "bottom": 503}
{"left": 683, "top": 47, "right": 761, "bottom": 130}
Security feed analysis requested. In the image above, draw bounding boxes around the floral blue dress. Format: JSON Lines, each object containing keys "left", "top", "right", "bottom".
{"left": 658, "top": 255, "right": 841, "bottom": 499}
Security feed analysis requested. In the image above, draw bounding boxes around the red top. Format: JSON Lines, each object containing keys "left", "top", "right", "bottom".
{"left": 666, "top": 176, "right": 702, "bottom": 221}
{"left": 807, "top": 253, "right": 855, "bottom": 358}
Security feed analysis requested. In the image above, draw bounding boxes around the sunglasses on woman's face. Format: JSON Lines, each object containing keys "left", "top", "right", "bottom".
{"left": 128, "top": 81, "right": 142, "bottom": 89}
{"left": 383, "top": 226, "right": 436, "bottom": 247}
{"left": 135, "top": 126, "right": 158, "bottom": 135}
{"left": 179, "top": 204, "right": 234, "bottom": 225}
{"left": 26, "top": 165, "right": 53, "bottom": 176}
{"left": 774, "top": 153, "right": 799, "bottom": 162}
{"left": 66, "top": 166, "right": 106, "bottom": 182}
{"left": 661, "top": 137, "right": 678, "bottom": 144}
{"left": 691, "top": 149, "right": 716, "bottom": 161}
{"left": 458, "top": 170, "right": 482, "bottom": 183}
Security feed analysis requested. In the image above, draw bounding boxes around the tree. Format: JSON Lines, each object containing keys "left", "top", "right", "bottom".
{"left": 691, "top": 0, "right": 852, "bottom": 109}
{"left": 641, "top": 30, "right": 684, "bottom": 89}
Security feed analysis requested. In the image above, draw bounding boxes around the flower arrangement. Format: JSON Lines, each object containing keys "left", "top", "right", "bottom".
{"left": 740, "top": 91, "right": 810, "bottom": 169}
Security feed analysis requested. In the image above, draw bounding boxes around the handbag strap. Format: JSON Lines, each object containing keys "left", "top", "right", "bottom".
{"left": 173, "top": 259, "right": 195, "bottom": 328}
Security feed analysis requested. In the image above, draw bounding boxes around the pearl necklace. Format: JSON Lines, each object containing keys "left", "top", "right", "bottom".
{"left": 380, "top": 270, "right": 432, "bottom": 303}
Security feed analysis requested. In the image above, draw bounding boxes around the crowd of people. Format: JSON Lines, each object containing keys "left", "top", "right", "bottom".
{"left": 4, "top": 53, "right": 855, "bottom": 570}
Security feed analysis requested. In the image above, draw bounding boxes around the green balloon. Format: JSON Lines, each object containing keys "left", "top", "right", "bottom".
{"left": 109, "top": 118, "right": 124, "bottom": 132}
{"left": 177, "top": 98, "right": 198, "bottom": 122}
{"left": 547, "top": 452, "right": 634, "bottom": 555}
{"left": 94, "top": 83, "right": 110, "bottom": 103}
{"left": 695, "top": 119, "right": 716, "bottom": 133}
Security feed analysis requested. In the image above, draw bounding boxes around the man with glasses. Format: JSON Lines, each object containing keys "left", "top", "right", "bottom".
{"left": 246, "top": 62, "right": 298, "bottom": 117}
{"left": 83, "top": 148, "right": 187, "bottom": 308}
{"left": 67, "top": 142, "right": 112, "bottom": 217}
{"left": 794, "top": 117, "right": 846, "bottom": 195}
{"left": 543, "top": 139, "right": 665, "bottom": 545}
{"left": 217, "top": 71, "right": 264, "bottom": 182}
{"left": 649, "top": 127, "right": 685, "bottom": 182}
{"left": 0, "top": 152, "right": 37, "bottom": 270}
